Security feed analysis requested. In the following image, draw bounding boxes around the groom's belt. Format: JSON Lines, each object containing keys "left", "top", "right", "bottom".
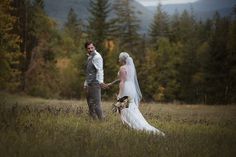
{"left": 87, "top": 82, "right": 99, "bottom": 86}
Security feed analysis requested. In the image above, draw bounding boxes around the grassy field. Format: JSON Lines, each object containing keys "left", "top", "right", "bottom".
{"left": 0, "top": 93, "right": 235, "bottom": 157}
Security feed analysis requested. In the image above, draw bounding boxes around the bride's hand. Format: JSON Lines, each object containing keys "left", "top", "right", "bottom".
{"left": 116, "top": 93, "right": 120, "bottom": 100}
{"left": 100, "top": 83, "right": 108, "bottom": 89}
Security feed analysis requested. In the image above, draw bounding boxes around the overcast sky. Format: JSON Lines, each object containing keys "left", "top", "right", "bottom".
{"left": 135, "top": 0, "right": 199, "bottom": 6}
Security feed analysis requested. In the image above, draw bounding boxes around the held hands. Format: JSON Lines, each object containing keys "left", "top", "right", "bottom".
{"left": 84, "top": 83, "right": 110, "bottom": 89}
{"left": 108, "top": 79, "right": 119, "bottom": 86}
{"left": 100, "top": 79, "right": 120, "bottom": 89}
{"left": 83, "top": 85, "right": 88, "bottom": 93}
{"left": 100, "top": 83, "right": 109, "bottom": 89}
{"left": 106, "top": 79, "right": 120, "bottom": 88}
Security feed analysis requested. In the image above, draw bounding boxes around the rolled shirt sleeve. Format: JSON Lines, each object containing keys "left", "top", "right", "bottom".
{"left": 92, "top": 52, "right": 104, "bottom": 84}
{"left": 84, "top": 80, "right": 87, "bottom": 87}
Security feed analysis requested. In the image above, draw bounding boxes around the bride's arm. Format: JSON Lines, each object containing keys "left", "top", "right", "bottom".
{"left": 118, "top": 66, "right": 126, "bottom": 98}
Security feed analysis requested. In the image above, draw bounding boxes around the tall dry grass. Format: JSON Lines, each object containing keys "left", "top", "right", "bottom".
{"left": 0, "top": 93, "right": 235, "bottom": 157}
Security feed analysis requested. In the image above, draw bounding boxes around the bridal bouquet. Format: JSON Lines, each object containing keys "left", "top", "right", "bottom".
{"left": 112, "top": 96, "right": 130, "bottom": 114}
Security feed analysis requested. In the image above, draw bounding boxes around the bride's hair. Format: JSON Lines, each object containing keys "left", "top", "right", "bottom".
{"left": 119, "top": 52, "right": 130, "bottom": 63}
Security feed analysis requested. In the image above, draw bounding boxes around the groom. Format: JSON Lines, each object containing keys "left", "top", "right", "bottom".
{"left": 84, "top": 41, "right": 107, "bottom": 120}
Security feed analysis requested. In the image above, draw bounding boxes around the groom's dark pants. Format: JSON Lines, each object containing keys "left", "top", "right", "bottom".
{"left": 86, "top": 83, "right": 103, "bottom": 120}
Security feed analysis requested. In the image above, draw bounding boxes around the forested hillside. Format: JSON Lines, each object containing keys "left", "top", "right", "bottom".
{"left": 44, "top": 0, "right": 236, "bottom": 32}
{"left": 44, "top": 0, "right": 153, "bottom": 33}
{"left": 147, "top": 0, "right": 236, "bottom": 21}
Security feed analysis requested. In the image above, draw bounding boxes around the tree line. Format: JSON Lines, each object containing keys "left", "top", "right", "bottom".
{"left": 0, "top": 0, "right": 235, "bottom": 104}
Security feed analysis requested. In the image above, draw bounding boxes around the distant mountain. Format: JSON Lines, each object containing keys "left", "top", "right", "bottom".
{"left": 44, "top": 0, "right": 153, "bottom": 33}
{"left": 44, "top": 0, "right": 235, "bottom": 34}
{"left": 44, "top": 0, "right": 90, "bottom": 25}
{"left": 147, "top": 0, "right": 236, "bottom": 20}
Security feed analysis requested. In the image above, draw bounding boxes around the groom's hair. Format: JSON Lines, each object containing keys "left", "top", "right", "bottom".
{"left": 84, "top": 41, "right": 94, "bottom": 48}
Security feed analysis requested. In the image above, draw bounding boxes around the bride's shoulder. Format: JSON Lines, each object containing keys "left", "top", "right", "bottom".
{"left": 119, "top": 65, "right": 126, "bottom": 71}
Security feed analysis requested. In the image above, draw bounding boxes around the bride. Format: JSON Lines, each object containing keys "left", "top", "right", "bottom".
{"left": 111, "top": 52, "right": 165, "bottom": 136}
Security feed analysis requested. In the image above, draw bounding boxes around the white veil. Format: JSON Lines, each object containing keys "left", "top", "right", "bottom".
{"left": 119, "top": 52, "right": 142, "bottom": 105}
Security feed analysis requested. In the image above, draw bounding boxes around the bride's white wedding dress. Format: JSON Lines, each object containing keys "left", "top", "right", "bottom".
{"left": 117, "top": 52, "right": 165, "bottom": 136}
{"left": 120, "top": 98, "right": 165, "bottom": 136}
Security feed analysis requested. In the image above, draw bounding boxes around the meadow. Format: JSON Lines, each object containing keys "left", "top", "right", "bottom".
{"left": 0, "top": 92, "right": 235, "bottom": 157}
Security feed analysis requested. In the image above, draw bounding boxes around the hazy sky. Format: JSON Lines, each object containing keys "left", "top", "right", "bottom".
{"left": 135, "top": 0, "right": 199, "bottom": 6}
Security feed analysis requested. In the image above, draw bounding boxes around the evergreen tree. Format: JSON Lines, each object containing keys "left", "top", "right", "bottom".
{"left": 0, "top": 0, "right": 21, "bottom": 90}
{"left": 194, "top": 19, "right": 213, "bottom": 103}
{"left": 11, "top": 0, "right": 60, "bottom": 97}
{"left": 195, "top": 41, "right": 211, "bottom": 103}
{"left": 113, "top": 0, "right": 141, "bottom": 57}
{"left": 12, "top": 0, "right": 58, "bottom": 91}
{"left": 87, "top": 0, "right": 112, "bottom": 52}
{"left": 204, "top": 12, "right": 231, "bottom": 104}
{"left": 64, "top": 8, "right": 83, "bottom": 46}
{"left": 140, "top": 48, "right": 159, "bottom": 101}
{"left": 33, "top": 0, "right": 44, "bottom": 9}
{"left": 12, "top": 0, "right": 36, "bottom": 90}
{"left": 178, "top": 9, "right": 197, "bottom": 41}
{"left": 24, "top": 2, "right": 60, "bottom": 97}
{"left": 226, "top": 6, "right": 236, "bottom": 103}
{"left": 141, "top": 38, "right": 183, "bottom": 102}
{"left": 149, "top": 3, "right": 169, "bottom": 45}
{"left": 177, "top": 10, "right": 200, "bottom": 103}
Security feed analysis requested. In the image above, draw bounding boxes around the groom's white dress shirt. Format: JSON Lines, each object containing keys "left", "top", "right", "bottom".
{"left": 84, "top": 50, "right": 104, "bottom": 86}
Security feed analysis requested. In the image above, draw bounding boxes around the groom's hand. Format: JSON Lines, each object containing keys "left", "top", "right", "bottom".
{"left": 83, "top": 85, "right": 88, "bottom": 93}
{"left": 107, "top": 83, "right": 112, "bottom": 87}
{"left": 100, "top": 83, "right": 109, "bottom": 89}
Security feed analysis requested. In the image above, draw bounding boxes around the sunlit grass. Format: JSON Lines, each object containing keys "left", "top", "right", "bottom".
{"left": 0, "top": 92, "right": 235, "bottom": 157}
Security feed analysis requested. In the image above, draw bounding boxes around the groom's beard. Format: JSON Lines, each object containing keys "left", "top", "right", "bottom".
{"left": 88, "top": 50, "right": 95, "bottom": 54}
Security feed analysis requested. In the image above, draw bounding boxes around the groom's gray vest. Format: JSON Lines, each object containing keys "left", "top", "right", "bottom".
{"left": 86, "top": 52, "right": 99, "bottom": 85}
